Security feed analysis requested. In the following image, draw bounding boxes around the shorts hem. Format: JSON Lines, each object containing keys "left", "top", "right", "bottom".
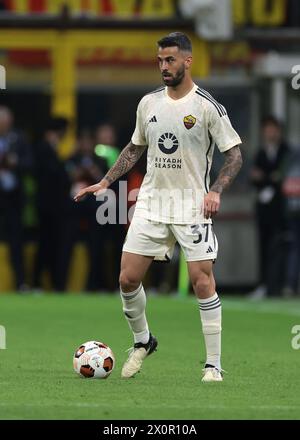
{"left": 122, "top": 247, "right": 162, "bottom": 258}
{"left": 185, "top": 254, "right": 217, "bottom": 262}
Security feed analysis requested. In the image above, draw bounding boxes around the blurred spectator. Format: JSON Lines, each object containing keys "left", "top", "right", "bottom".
{"left": 94, "top": 123, "right": 119, "bottom": 168}
{"left": 94, "top": 123, "right": 124, "bottom": 291}
{"left": 63, "top": 129, "right": 108, "bottom": 291}
{"left": 0, "top": 106, "right": 33, "bottom": 291}
{"left": 33, "top": 117, "right": 70, "bottom": 291}
{"left": 68, "top": 129, "right": 106, "bottom": 199}
{"left": 249, "top": 116, "right": 290, "bottom": 299}
{"left": 281, "top": 148, "right": 300, "bottom": 297}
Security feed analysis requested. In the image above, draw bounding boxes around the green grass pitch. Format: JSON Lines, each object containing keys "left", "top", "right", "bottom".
{"left": 0, "top": 293, "right": 299, "bottom": 420}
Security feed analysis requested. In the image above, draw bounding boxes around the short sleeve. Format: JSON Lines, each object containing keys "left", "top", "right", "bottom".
{"left": 208, "top": 104, "right": 242, "bottom": 153}
{"left": 131, "top": 99, "right": 147, "bottom": 146}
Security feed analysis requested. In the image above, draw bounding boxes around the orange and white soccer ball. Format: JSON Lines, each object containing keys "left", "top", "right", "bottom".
{"left": 73, "top": 340, "right": 115, "bottom": 379}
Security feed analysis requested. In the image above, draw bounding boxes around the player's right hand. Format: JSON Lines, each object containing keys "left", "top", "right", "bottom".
{"left": 204, "top": 191, "right": 220, "bottom": 219}
{"left": 74, "top": 180, "right": 108, "bottom": 202}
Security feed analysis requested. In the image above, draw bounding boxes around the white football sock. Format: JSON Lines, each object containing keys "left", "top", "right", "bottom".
{"left": 120, "top": 284, "right": 149, "bottom": 345}
{"left": 198, "top": 293, "right": 222, "bottom": 371}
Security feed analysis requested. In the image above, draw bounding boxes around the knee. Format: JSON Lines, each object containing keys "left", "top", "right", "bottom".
{"left": 119, "top": 271, "right": 140, "bottom": 293}
{"left": 192, "top": 273, "right": 211, "bottom": 297}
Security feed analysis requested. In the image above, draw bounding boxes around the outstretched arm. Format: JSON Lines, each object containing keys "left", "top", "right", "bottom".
{"left": 103, "top": 141, "right": 147, "bottom": 185}
{"left": 74, "top": 141, "right": 147, "bottom": 202}
{"left": 204, "top": 145, "right": 243, "bottom": 219}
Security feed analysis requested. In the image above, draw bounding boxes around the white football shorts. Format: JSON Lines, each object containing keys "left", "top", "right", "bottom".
{"left": 123, "top": 215, "right": 218, "bottom": 262}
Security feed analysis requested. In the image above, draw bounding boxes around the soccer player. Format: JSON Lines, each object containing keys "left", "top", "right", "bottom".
{"left": 75, "top": 32, "right": 242, "bottom": 382}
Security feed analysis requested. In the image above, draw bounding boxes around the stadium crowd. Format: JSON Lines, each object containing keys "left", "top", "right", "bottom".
{"left": 0, "top": 106, "right": 125, "bottom": 292}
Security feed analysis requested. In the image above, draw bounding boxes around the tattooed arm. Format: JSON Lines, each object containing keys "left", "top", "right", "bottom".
{"left": 74, "top": 142, "right": 146, "bottom": 201}
{"left": 103, "top": 142, "right": 147, "bottom": 185}
{"left": 210, "top": 145, "right": 243, "bottom": 194}
{"left": 204, "top": 145, "right": 243, "bottom": 219}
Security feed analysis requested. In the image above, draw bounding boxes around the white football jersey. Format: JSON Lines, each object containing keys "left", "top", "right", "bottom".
{"left": 131, "top": 83, "right": 242, "bottom": 224}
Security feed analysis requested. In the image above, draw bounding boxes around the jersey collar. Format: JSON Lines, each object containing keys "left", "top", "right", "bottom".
{"left": 165, "top": 83, "right": 198, "bottom": 104}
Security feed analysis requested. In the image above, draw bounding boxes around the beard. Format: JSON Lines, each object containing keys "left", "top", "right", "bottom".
{"left": 162, "top": 64, "right": 185, "bottom": 87}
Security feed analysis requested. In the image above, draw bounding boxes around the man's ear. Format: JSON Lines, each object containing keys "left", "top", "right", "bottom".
{"left": 185, "top": 56, "right": 193, "bottom": 69}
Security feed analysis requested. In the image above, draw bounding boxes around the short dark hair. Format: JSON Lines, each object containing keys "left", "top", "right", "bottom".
{"left": 261, "top": 115, "right": 282, "bottom": 130}
{"left": 157, "top": 32, "right": 192, "bottom": 53}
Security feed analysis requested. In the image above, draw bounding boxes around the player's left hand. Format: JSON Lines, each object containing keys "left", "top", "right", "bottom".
{"left": 204, "top": 191, "right": 220, "bottom": 219}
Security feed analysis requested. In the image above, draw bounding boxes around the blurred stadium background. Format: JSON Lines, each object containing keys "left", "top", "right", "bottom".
{"left": 0, "top": 0, "right": 299, "bottom": 297}
{"left": 1, "top": 0, "right": 300, "bottom": 423}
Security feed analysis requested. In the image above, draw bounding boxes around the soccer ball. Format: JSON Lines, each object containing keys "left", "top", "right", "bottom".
{"left": 73, "top": 340, "right": 115, "bottom": 379}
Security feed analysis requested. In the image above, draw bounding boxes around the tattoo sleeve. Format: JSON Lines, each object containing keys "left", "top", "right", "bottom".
{"left": 103, "top": 141, "right": 147, "bottom": 185}
{"left": 210, "top": 145, "right": 243, "bottom": 194}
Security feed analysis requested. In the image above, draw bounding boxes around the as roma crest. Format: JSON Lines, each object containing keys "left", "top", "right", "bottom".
{"left": 183, "top": 115, "right": 196, "bottom": 130}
